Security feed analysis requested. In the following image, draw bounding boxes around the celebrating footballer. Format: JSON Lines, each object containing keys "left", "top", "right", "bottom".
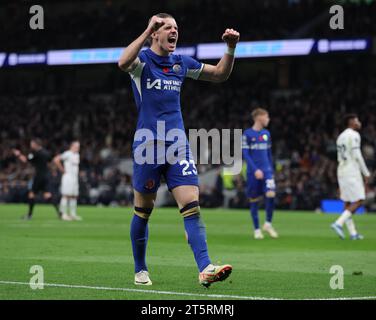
{"left": 118, "top": 13, "right": 240, "bottom": 287}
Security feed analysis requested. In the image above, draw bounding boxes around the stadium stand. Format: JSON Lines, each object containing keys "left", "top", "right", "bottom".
{"left": 1, "top": 68, "right": 375, "bottom": 209}
{"left": 1, "top": 0, "right": 375, "bottom": 210}
{"left": 1, "top": 0, "right": 375, "bottom": 51}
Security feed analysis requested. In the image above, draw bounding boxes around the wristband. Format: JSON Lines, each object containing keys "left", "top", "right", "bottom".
{"left": 226, "top": 46, "right": 235, "bottom": 56}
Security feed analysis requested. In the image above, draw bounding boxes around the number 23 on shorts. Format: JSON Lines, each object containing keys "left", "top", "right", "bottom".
{"left": 180, "top": 159, "right": 197, "bottom": 176}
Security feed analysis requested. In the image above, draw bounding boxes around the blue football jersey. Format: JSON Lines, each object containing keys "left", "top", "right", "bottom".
{"left": 129, "top": 48, "right": 204, "bottom": 149}
{"left": 242, "top": 128, "right": 273, "bottom": 174}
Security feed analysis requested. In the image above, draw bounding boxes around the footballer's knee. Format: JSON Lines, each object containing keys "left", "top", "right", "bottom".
{"left": 44, "top": 192, "right": 52, "bottom": 200}
{"left": 133, "top": 190, "right": 156, "bottom": 212}
{"left": 172, "top": 185, "right": 199, "bottom": 208}
{"left": 134, "top": 206, "right": 154, "bottom": 220}
{"left": 180, "top": 200, "right": 200, "bottom": 218}
{"left": 249, "top": 197, "right": 261, "bottom": 203}
{"left": 348, "top": 200, "right": 363, "bottom": 213}
{"left": 265, "top": 191, "right": 276, "bottom": 198}
{"left": 133, "top": 189, "right": 155, "bottom": 220}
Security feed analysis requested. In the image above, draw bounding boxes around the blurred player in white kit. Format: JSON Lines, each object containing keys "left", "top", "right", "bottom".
{"left": 54, "top": 141, "right": 82, "bottom": 221}
{"left": 331, "top": 114, "right": 370, "bottom": 240}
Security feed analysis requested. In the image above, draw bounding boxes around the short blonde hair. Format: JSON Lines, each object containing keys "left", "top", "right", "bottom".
{"left": 251, "top": 108, "right": 268, "bottom": 120}
{"left": 148, "top": 13, "right": 174, "bottom": 24}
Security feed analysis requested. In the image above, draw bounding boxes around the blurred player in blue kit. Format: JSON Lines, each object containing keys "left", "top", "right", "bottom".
{"left": 118, "top": 13, "right": 240, "bottom": 287}
{"left": 242, "top": 108, "right": 279, "bottom": 239}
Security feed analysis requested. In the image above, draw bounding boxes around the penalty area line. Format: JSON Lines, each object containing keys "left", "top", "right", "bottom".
{"left": 0, "top": 280, "right": 375, "bottom": 300}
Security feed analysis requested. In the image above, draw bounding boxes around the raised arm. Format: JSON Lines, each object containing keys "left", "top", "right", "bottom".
{"left": 12, "top": 149, "right": 27, "bottom": 163}
{"left": 118, "top": 16, "right": 165, "bottom": 72}
{"left": 199, "top": 28, "right": 240, "bottom": 83}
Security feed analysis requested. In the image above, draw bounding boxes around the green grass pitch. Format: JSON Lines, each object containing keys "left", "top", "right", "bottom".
{"left": 0, "top": 204, "right": 375, "bottom": 300}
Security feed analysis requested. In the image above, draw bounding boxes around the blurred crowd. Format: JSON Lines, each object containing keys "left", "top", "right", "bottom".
{"left": 0, "top": 93, "right": 136, "bottom": 206}
{"left": 188, "top": 72, "right": 376, "bottom": 211}
{"left": 1, "top": 0, "right": 376, "bottom": 52}
{"left": 1, "top": 0, "right": 376, "bottom": 210}
{"left": 1, "top": 69, "right": 375, "bottom": 210}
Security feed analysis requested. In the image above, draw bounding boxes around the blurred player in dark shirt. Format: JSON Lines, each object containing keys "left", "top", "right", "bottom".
{"left": 13, "top": 138, "right": 61, "bottom": 220}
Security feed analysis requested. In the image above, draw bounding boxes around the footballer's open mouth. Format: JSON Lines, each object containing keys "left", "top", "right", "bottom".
{"left": 168, "top": 35, "right": 177, "bottom": 44}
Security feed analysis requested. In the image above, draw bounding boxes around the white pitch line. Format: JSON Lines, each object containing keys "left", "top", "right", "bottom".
{"left": 0, "top": 280, "right": 375, "bottom": 300}
{"left": 0, "top": 280, "right": 276, "bottom": 300}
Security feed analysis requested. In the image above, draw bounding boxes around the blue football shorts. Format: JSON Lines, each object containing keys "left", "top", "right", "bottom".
{"left": 246, "top": 171, "right": 276, "bottom": 200}
{"left": 132, "top": 141, "right": 199, "bottom": 194}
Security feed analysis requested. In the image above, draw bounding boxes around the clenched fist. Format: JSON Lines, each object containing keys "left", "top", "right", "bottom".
{"left": 222, "top": 28, "right": 240, "bottom": 48}
{"left": 147, "top": 15, "right": 165, "bottom": 34}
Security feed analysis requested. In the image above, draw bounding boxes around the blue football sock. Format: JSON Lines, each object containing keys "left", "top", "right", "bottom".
{"left": 265, "top": 197, "right": 275, "bottom": 223}
{"left": 130, "top": 214, "right": 149, "bottom": 273}
{"left": 184, "top": 214, "right": 211, "bottom": 272}
{"left": 250, "top": 202, "right": 260, "bottom": 230}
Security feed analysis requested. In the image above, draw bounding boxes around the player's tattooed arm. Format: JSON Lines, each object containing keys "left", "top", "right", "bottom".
{"left": 53, "top": 155, "right": 65, "bottom": 174}
{"left": 12, "top": 149, "right": 27, "bottom": 163}
{"left": 199, "top": 28, "right": 240, "bottom": 83}
{"left": 118, "top": 15, "right": 165, "bottom": 72}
